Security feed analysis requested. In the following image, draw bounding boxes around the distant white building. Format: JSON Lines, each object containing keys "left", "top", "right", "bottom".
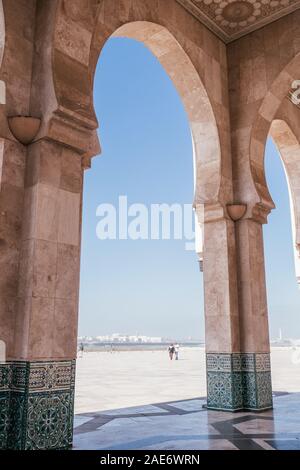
{"left": 79, "top": 333, "right": 163, "bottom": 343}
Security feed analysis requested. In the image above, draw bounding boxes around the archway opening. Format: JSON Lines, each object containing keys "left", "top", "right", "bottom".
{"left": 74, "top": 22, "right": 218, "bottom": 421}
{"left": 264, "top": 128, "right": 300, "bottom": 394}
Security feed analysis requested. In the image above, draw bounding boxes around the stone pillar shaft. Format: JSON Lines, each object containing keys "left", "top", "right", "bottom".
{"left": 0, "top": 139, "right": 26, "bottom": 359}
{"left": 236, "top": 218, "right": 270, "bottom": 353}
{"left": 236, "top": 217, "right": 272, "bottom": 410}
{"left": 203, "top": 205, "right": 273, "bottom": 411}
{"left": 0, "top": 139, "right": 83, "bottom": 449}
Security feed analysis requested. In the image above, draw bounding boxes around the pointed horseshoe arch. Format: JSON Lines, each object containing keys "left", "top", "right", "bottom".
{"left": 249, "top": 52, "right": 300, "bottom": 214}
{"left": 51, "top": 2, "right": 224, "bottom": 207}
{"left": 109, "top": 21, "right": 221, "bottom": 206}
{"left": 270, "top": 119, "right": 300, "bottom": 285}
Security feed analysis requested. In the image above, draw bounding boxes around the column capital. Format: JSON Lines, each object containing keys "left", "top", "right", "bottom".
{"left": 198, "top": 201, "right": 272, "bottom": 225}
{"left": 1, "top": 105, "right": 101, "bottom": 167}
{"left": 250, "top": 202, "right": 272, "bottom": 225}
{"left": 36, "top": 106, "right": 101, "bottom": 169}
{"left": 45, "top": 106, "right": 100, "bottom": 159}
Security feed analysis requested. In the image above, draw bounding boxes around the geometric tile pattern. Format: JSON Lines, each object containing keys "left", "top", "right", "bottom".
{"left": 0, "top": 360, "right": 75, "bottom": 450}
{"left": 0, "top": 392, "right": 10, "bottom": 449}
{"left": 206, "top": 353, "right": 273, "bottom": 412}
{"left": 0, "top": 362, "right": 12, "bottom": 449}
{"left": 176, "top": 0, "right": 300, "bottom": 43}
{"left": 73, "top": 392, "right": 294, "bottom": 450}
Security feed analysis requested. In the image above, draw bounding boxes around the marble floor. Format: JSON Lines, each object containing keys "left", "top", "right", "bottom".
{"left": 73, "top": 391, "right": 300, "bottom": 450}
{"left": 75, "top": 347, "right": 300, "bottom": 414}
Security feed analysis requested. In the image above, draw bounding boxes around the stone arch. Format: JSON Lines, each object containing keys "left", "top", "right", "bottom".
{"left": 51, "top": 0, "right": 225, "bottom": 207}
{"left": 110, "top": 21, "right": 221, "bottom": 207}
{"left": 249, "top": 52, "right": 300, "bottom": 215}
{"left": 270, "top": 119, "right": 300, "bottom": 286}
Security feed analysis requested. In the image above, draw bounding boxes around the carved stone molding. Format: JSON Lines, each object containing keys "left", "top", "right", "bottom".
{"left": 251, "top": 202, "right": 272, "bottom": 224}
{"left": 44, "top": 106, "right": 100, "bottom": 163}
{"left": 177, "top": 0, "right": 300, "bottom": 43}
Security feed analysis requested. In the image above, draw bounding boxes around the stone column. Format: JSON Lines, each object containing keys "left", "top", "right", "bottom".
{"left": 202, "top": 203, "right": 273, "bottom": 411}
{"left": 235, "top": 211, "right": 273, "bottom": 411}
{"left": 0, "top": 138, "right": 83, "bottom": 449}
{"left": 0, "top": 138, "right": 26, "bottom": 449}
{"left": 201, "top": 204, "right": 242, "bottom": 411}
{"left": 0, "top": 139, "right": 26, "bottom": 357}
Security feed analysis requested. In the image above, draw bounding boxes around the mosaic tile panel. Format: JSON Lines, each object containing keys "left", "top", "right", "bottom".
{"left": 0, "top": 363, "right": 12, "bottom": 449}
{"left": 7, "top": 392, "right": 27, "bottom": 450}
{"left": 0, "top": 360, "right": 76, "bottom": 450}
{"left": 232, "top": 353, "right": 242, "bottom": 372}
{"left": 0, "top": 362, "right": 12, "bottom": 392}
{"left": 256, "top": 371, "right": 273, "bottom": 409}
{"left": 177, "top": 0, "right": 300, "bottom": 42}
{"left": 206, "top": 353, "right": 273, "bottom": 411}
{"left": 206, "top": 353, "right": 232, "bottom": 372}
{"left": 25, "top": 391, "right": 74, "bottom": 450}
{"left": 10, "top": 361, "right": 28, "bottom": 391}
{"left": 207, "top": 371, "right": 243, "bottom": 410}
{"left": 28, "top": 361, "right": 75, "bottom": 392}
{"left": 255, "top": 354, "right": 271, "bottom": 372}
{"left": 242, "top": 372, "right": 257, "bottom": 409}
{"left": 0, "top": 392, "right": 10, "bottom": 449}
{"left": 241, "top": 353, "right": 255, "bottom": 372}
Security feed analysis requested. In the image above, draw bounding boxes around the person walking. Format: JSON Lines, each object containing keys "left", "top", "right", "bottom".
{"left": 78, "top": 342, "right": 84, "bottom": 358}
{"left": 174, "top": 343, "right": 179, "bottom": 360}
{"left": 168, "top": 344, "right": 175, "bottom": 360}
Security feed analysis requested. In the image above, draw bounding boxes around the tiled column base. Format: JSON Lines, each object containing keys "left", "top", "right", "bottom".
{"left": 0, "top": 363, "right": 11, "bottom": 449}
{"left": 0, "top": 360, "right": 75, "bottom": 450}
{"left": 206, "top": 353, "right": 273, "bottom": 412}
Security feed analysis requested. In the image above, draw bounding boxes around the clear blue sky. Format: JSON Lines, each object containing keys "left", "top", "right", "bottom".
{"left": 264, "top": 138, "right": 300, "bottom": 339}
{"left": 78, "top": 37, "right": 300, "bottom": 340}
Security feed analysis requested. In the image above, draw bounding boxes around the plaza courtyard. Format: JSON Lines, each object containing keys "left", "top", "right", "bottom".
{"left": 73, "top": 347, "right": 300, "bottom": 450}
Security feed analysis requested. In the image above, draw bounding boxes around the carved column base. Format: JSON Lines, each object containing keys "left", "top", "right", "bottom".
{"left": 0, "top": 360, "right": 75, "bottom": 450}
{"left": 206, "top": 353, "right": 273, "bottom": 412}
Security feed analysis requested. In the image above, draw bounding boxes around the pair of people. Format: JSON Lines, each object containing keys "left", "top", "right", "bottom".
{"left": 168, "top": 343, "right": 179, "bottom": 360}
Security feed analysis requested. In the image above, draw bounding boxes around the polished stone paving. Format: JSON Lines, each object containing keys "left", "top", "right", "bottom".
{"left": 74, "top": 348, "right": 300, "bottom": 414}
{"left": 73, "top": 391, "right": 300, "bottom": 450}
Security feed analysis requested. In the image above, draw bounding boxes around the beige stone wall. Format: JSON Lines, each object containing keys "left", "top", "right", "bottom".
{"left": 228, "top": 11, "right": 300, "bottom": 215}
{"left": 227, "top": 11, "right": 300, "bottom": 352}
